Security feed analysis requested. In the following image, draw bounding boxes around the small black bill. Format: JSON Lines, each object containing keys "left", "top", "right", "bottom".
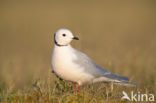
{"left": 73, "top": 37, "right": 79, "bottom": 40}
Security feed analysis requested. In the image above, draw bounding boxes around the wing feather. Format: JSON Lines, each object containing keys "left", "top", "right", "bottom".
{"left": 72, "top": 48, "right": 129, "bottom": 82}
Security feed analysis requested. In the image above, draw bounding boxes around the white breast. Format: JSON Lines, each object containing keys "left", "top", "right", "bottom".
{"left": 51, "top": 45, "right": 93, "bottom": 85}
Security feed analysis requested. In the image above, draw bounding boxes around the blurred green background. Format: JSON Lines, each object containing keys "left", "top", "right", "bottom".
{"left": 0, "top": 0, "right": 156, "bottom": 93}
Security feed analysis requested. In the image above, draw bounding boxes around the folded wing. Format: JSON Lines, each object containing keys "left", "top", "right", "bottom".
{"left": 73, "top": 49, "right": 136, "bottom": 86}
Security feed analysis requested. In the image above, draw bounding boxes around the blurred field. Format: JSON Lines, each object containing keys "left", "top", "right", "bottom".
{"left": 0, "top": 1, "right": 156, "bottom": 103}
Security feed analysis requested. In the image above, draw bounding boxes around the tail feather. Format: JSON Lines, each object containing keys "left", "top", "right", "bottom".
{"left": 104, "top": 73, "right": 136, "bottom": 87}
{"left": 104, "top": 73, "right": 129, "bottom": 82}
{"left": 114, "top": 81, "right": 136, "bottom": 87}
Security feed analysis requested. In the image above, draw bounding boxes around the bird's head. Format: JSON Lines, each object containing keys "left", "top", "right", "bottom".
{"left": 54, "top": 28, "right": 79, "bottom": 46}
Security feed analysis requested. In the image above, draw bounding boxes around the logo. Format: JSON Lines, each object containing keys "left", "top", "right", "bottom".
{"left": 121, "top": 91, "right": 154, "bottom": 102}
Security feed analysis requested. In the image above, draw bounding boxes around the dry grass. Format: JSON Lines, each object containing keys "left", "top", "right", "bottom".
{"left": 0, "top": 1, "right": 156, "bottom": 103}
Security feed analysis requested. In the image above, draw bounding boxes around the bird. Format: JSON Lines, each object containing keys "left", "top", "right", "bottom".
{"left": 51, "top": 28, "right": 136, "bottom": 92}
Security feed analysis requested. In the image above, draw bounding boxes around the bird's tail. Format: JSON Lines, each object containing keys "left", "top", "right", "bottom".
{"left": 104, "top": 73, "right": 136, "bottom": 87}
{"left": 114, "top": 81, "right": 136, "bottom": 87}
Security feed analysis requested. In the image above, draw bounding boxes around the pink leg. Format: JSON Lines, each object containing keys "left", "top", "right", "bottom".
{"left": 78, "top": 85, "right": 81, "bottom": 93}
{"left": 73, "top": 83, "right": 76, "bottom": 93}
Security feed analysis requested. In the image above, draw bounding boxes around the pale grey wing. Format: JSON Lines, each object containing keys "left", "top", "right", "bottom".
{"left": 73, "top": 49, "right": 110, "bottom": 77}
{"left": 73, "top": 49, "right": 129, "bottom": 82}
{"left": 96, "top": 65, "right": 129, "bottom": 81}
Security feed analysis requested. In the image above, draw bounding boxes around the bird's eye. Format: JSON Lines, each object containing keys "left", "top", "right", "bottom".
{"left": 62, "top": 34, "right": 66, "bottom": 37}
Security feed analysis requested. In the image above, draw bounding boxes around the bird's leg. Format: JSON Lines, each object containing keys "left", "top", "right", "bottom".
{"left": 73, "top": 83, "right": 76, "bottom": 93}
{"left": 78, "top": 85, "right": 81, "bottom": 93}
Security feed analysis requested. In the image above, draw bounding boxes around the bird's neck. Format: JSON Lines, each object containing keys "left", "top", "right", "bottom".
{"left": 53, "top": 44, "right": 74, "bottom": 58}
{"left": 54, "top": 44, "right": 72, "bottom": 49}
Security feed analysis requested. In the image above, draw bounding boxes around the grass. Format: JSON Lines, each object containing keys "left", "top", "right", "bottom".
{"left": 0, "top": 1, "right": 156, "bottom": 103}
{"left": 0, "top": 73, "right": 137, "bottom": 103}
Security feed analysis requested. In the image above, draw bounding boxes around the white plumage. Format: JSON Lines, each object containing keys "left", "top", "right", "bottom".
{"left": 51, "top": 28, "right": 136, "bottom": 87}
